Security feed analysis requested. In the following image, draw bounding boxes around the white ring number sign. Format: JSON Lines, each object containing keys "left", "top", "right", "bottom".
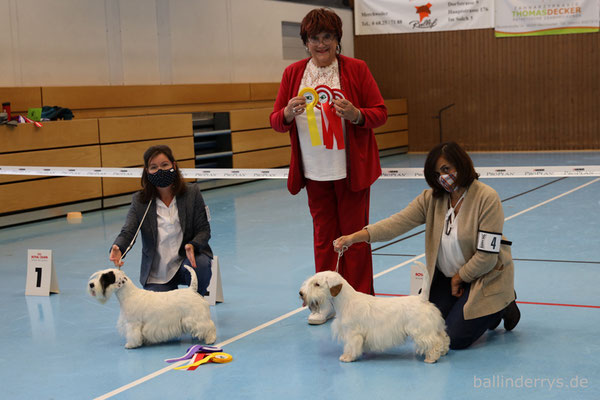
{"left": 25, "top": 249, "right": 60, "bottom": 296}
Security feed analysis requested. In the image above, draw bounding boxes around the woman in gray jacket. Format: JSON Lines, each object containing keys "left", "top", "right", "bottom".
{"left": 334, "top": 141, "right": 520, "bottom": 349}
{"left": 109, "top": 145, "right": 213, "bottom": 295}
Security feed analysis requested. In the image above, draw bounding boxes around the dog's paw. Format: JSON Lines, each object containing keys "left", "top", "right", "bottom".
{"left": 124, "top": 342, "right": 141, "bottom": 349}
{"left": 424, "top": 357, "right": 437, "bottom": 364}
{"left": 204, "top": 332, "right": 216, "bottom": 345}
{"left": 339, "top": 354, "right": 357, "bottom": 363}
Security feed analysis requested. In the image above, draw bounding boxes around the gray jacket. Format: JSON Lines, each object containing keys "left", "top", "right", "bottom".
{"left": 113, "top": 183, "right": 213, "bottom": 286}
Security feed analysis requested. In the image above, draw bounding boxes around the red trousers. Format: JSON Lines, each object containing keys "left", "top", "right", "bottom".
{"left": 305, "top": 179, "right": 374, "bottom": 295}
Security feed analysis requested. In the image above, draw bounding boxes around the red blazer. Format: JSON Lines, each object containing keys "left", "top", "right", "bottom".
{"left": 270, "top": 55, "right": 387, "bottom": 195}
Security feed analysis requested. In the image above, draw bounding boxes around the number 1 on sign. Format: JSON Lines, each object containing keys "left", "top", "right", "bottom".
{"left": 35, "top": 267, "right": 42, "bottom": 287}
{"left": 25, "top": 249, "right": 60, "bottom": 296}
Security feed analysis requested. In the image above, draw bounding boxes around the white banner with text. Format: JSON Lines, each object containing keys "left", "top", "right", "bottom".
{"left": 495, "top": 0, "right": 599, "bottom": 37}
{"left": 355, "top": 0, "right": 494, "bottom": 35}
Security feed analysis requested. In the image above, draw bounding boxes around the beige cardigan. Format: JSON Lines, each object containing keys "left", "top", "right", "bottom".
{"left": 366, "top": 179, "right": 515, "bottom": 320}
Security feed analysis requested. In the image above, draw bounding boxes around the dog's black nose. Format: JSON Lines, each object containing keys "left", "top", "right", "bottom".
{"left": 89, "top": 282, "right": 95, "bottom": 288}
{"left": 299, "top": 291, "right": 303, "bottom": 297}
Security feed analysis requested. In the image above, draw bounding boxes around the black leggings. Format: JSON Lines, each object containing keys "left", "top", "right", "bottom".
{"left": 429, "top": 268, "right": 502, "bottom": 350}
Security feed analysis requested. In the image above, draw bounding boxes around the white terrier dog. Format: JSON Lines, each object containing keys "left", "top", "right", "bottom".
{"left": 87, "top": 265, "right": 216, "bottom": 349}
{"left": 299, "top": 263, "right": 449, "bottom": 363}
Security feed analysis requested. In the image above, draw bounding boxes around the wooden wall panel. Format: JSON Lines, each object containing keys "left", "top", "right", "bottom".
{"left": 384, "top": 98, "right": 407, "bottom": 115}
{"left": 98, "top": 114, "right": 192, "bottom": 143}
{"left": 0, "top": 119, "right": 99, "bottom": 153}
{"left": 355, "top": 30, "right": 600, "bottom": 151}
{"left": 250, "top": 83, "right": 280, "bottom": 101}
{"left": 232, "top": 129, "right": 290, "bottom": 152}
{"left": 374, "top": 115, "right": 408, "bottom": 134}
{"left": 376, "top": 131, "right": 409, "bottom": 150}
{"left": 72, "top": 100, "right": 275, "bottom": 119}
{"left": 1, "top": 177, "right": 101, "bottom": 214}
{"left": 233, "top": 147, "right": 291, "bottom": 168}
{"left": 42, "top": 84, "right": 252, "bottom": 110}
{"left": 100, "top": 137, "right": 194, "bottom": 167}
{"left": 230, "top": 108, "right": 272, "bottom": 131}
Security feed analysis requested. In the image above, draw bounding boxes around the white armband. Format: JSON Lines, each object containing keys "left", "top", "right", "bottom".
{"left": 477, "top": 231, "right": 502, "bottom": 253}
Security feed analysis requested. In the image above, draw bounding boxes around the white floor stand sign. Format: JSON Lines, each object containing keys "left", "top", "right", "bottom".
{"left": 409, "top": 263, "right": 425, "bottom": 296}
{"left": 206, "top": 255, "right": 224, "bottom": 306}
{"left": 25, "top": 249, "right": 60, "bottom": 296}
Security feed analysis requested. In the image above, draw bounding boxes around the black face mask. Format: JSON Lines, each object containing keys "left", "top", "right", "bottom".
{"left": 147, "top": 168, "right": 176, "bottom": 188}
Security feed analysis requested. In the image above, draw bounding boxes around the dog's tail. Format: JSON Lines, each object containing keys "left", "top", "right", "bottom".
{"left": 414, "top": 261, "right": 431, "bottom": 301}
{"left": 183, "top": 265, "right": 199, "bottom": 292}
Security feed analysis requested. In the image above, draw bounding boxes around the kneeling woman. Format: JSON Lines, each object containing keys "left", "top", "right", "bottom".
{"left": 109, "top": 145, "right": 212, "bottom": 295}
{"left": 334, "top": 141, "right": 520, "bottom": 349}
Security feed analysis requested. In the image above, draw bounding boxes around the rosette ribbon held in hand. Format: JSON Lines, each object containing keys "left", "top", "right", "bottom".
{"left": 299, "top": 87, "right": 321, "bottom": 146}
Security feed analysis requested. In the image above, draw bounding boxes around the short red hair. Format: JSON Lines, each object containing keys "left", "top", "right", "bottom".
{"left": 300, "top": 8, "right": 343, "bottom": 45}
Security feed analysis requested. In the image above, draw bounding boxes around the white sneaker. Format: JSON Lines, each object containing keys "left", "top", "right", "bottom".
{"left": 308, "top": 308, "right": 335, "bottom": 325}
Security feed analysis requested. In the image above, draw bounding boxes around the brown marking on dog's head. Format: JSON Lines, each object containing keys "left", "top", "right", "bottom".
{"left": 330, "top": 284, "right": 342, "bottom": 297}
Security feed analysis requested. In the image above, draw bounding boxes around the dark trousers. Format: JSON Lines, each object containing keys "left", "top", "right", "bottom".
{"left": 429, "top": 268, "right": 502, "bottom": 350}
{"left": 143, "top": 252, "right": 212, "bottom": 296}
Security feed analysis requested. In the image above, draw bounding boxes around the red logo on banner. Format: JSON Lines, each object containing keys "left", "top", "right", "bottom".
{"left": 415, "top": 3, "right": 432, "bottom": 22}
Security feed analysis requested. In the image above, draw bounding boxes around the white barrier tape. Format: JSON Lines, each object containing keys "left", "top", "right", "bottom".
{"left": 1, "top": 165, "right": 600, "bottom": 179}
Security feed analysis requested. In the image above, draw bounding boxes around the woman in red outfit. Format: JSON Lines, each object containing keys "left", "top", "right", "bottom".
{"left": 270, "top": 8, "right": 387, "bottom": 324}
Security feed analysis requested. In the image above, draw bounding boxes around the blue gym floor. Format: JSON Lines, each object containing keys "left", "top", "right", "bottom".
{"left": 1, "top": 152, "right": 599, "bottom": 400}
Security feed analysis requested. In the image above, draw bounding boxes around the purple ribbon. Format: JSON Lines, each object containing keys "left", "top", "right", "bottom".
{"left": 165, "top": 345, "right": 223, "bottom": 363}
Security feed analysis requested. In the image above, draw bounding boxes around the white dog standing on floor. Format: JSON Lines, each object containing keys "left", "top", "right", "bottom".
{"left": 87, "top": 265, "right": 216, "bottom": 348}
{"left": 299, "top": 262, "right": 449, "bottom": 363}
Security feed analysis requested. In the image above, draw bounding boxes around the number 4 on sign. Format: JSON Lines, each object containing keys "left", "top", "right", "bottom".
{"left": 25, "top": 249, "right": 60, "bottom": 296}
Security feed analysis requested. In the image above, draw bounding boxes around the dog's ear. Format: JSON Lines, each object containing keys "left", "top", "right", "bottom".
{"left": 330, "top": 284, "right": 342, "bottom": 297}
{"left": 100, "top": 271, "right": 116, "bottom": 295}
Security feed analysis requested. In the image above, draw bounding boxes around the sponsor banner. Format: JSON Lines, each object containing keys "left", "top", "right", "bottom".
{"left": 495, "top": 0, "right": 599, "bottom": 37}
{"left": 355, "top": 0, "right": 494, "bottom": 35}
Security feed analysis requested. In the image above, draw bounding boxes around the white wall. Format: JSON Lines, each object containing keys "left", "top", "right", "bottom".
{"left": 0, "top": 0, "right": 354, "bottom": 86}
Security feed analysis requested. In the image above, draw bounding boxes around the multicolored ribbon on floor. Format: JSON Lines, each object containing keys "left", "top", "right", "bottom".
{"left": 164, "top": 345, "right": 222, "bottom": 363}
{"left": 299, "top": 87, "right": 321, "bottom": 146}
{"left": 173, "top": 352, "right": 233, "bottom": 371}
{"left": 165, "top": 345, "right": 232, "bottom": 371}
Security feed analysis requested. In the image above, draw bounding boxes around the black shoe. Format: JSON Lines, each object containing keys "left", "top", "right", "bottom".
{"left": 503, "top": 300, "right": 521, "bottom": 331}
{"left": 489, "top": 292, "right": 519, "bottom": 331}
{"left": 488, "top": 314, "right": 502, "bottom": 330}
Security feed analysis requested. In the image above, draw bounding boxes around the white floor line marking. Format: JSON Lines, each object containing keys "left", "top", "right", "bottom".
{"left": 95, "top": 177, "right": 598, "bottom": 399}
{"left": 373, "top": 254, "right": 425, "bottom": 279}
{"left": 504, "top": 178, "right": 599, "bottom": 222}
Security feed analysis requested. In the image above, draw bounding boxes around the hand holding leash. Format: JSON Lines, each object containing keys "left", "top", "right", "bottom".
{"left": 332, "top": 239, "right": 349, "bottom": 273}
{"left": 185, "top": 244, "right": 197, "bottom": 268}
{"left": 109, "top": 245, "right": 124, "bottom": 268}
{"left": 333, "top": 236, "right": 352, "bottom": 253}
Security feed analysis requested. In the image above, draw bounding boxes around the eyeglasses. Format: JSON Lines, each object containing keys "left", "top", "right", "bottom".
{"left": 307, "top": 33, "right": 335, "bottom": 45}
{"left": 147, "top": 162, "right": 173, "bottom": 174}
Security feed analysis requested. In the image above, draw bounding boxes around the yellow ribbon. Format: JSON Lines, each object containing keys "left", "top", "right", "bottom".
{"left": 299, "top": 87, "right": 321, "bottom": 146}
{"left": 173, "top": 352, "right": 233, "bottom": 370}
